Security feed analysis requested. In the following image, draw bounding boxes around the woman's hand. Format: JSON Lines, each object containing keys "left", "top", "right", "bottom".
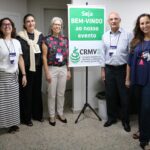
{"left": 22, "top": 75, "right": 27, "bottom": 87}
{"left": 125, "top": 79, "right": 130, "bottom": 88}
{"left": 67, "top": 70, "right": 71, "bottom": 80}
{"left": 46, "top": 72, "right": 51, "bottom": 83}
{"left": 125, "top": 65, "right": 131, "bottom": 88}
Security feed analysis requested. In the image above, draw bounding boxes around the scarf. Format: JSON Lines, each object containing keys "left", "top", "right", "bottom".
{"left": 18, "top": 29, "right": 41, "bottom": 72}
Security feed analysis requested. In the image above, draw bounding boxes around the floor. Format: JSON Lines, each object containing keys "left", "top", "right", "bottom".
{"left": 0, "top": 110, "right": 142, "bottom": 150}
{"left": 0, "top": 90, "right": 143, "bottom": 150}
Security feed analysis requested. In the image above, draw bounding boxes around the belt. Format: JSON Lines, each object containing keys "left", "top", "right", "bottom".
{"left": 106, "top": 64, "right": 126, "bottom": 69}
{"left": 49, "top": 64, "right": 65, "bottom": 67}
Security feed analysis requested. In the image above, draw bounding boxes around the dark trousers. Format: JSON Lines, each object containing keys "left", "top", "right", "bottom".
{"left": 105, "top": 65, "right": 129, "bottom": 123}
{"left": 135, "top": 83, "right": 150, "bottom": 143}
{"left": 19, "top": 66, "right": 43, "bottom": 123}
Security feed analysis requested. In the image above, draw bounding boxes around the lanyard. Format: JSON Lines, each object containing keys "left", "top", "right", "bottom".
{"left": 3, "top": 39, "right": 16, "bottom": 64}
{"left": 3, "top": 39, "right": 15, "bottom": 53}
{"left": 110, "top": 32, "right": 121, "bottom": 48}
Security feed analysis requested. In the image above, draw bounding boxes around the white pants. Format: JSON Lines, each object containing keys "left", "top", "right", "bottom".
{"left": 47, "top": 66, "right": 67, "bottom": 117}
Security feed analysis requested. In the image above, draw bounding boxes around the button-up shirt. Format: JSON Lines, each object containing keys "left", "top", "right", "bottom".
{"left": 100, "top": 28, "right": 133, "bottom": 67}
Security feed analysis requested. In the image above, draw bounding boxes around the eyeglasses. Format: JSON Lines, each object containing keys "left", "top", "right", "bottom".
{"left": 2, "top": 23, "right": 12, "bottom": 27}
{"left": 53, "top": 23, "right": 61, "bottom": 27}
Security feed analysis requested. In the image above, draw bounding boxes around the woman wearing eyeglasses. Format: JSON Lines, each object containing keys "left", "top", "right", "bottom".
{"left": 42, "top": 17, "right": 71, "bottom": 126}
{"left": 0, "top": 17, "right": 27, "bottom": 133}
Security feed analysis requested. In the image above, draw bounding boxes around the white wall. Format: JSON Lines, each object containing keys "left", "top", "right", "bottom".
{"left": 27, "top": 0, "right": 150, "bottom": 112}
{"left": 1, "top": 0, "right": 150, "bottom": 112}
{"left": 72, "top": 0, "right": 150, "bottom": 111}
{"left": 27, "top": 0, "right": 72, "bottom": 117}
{"left": 0, "top": 0, "right": 27, "bottom": 32}
{"left": 72, "top": 0, "right": 150, "bottom": 32}
{"left": 27, "top": 0, "right": 71, "bottom": 34}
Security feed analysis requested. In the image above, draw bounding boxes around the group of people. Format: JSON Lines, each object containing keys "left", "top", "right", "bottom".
{"left": 0, "top": 11, "right": 150, "bottom": 150}
{"left": 0, "top": 14, "right": 70, "bottom": 133}
{"left": 101, "top": 12, "right": 150, "bottom": 149}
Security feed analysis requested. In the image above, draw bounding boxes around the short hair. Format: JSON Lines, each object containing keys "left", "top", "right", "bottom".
{"left": 49, "top": 17, "right": 63, "bottom": 35}
{"left": 0, "top": 17, "right": 16, "bottom": 38}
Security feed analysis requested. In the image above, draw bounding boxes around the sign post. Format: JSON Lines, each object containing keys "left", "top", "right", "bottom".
{"left": 68, "top": 4, "right": 105, "bottom": 123}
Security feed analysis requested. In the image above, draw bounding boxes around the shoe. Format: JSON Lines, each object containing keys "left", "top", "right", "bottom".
{"left": 25, "top": 121, "right": 33, "bottom": 126}
{"left": 57, "top": 115, "right": 67, "bottom": 123}
{"left": 133, "top": 131, "right": 140, "bottom": 139}
{"left": 32, "top": 117, "right": 44, "bottom": 122}
{"left": 21, "top": 120, "right": 33, "bottom": 126}
{"left": 34, "top": 118, "right": 44, "bottom": 122}
{"left": 104, "top": 120, "right": 117, "bottom": 127}
{"left": 122, "top": 122, "right": 131, "bottom": 132}
{"left": 49, "top": 117, "right": 56, "bottom": 126}
{"left": 140, "top": 142, "right": 149, "bottom": 150}
{"left": 39, "top": 118, "right": 44, "bottom": 122}
{"left": 13, "top": 125, "right": 19, "bottom": 131}
{"left": 8, "top": 125, "right": 19, "bottom": 133}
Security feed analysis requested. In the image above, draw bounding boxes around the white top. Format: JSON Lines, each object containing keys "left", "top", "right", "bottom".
{"left": 100, "top": 28, "right": 133, "bottom": 67}
{"left": 0, "top": 39, "right": 22, "bottom": 73}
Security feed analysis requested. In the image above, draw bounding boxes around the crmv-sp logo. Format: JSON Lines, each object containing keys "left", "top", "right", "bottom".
{"left": 70, "top": 47, "right": 80, "bottom": 63}
{"left": 70, "top": 47, "right": 99, "bottom": 64}
{"left": 80, "top": 49, "right": 97, "bottom": 55}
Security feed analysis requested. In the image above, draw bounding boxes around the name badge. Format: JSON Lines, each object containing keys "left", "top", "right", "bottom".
{"left": 110, "top": 46, "right": 117, "bottom": 49}
{"left": 9, "top": 52, "right": 16, "bottom": 64}
{"left": 109, "top": 48, "right": 116, "bottom": 57}
{"left": 56, "top": 53, "right": 63, "bottom": 62}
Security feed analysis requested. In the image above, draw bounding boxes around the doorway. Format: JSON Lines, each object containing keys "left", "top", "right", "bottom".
{"left": 44, "top": 8, "right": 72, "bottom": 112}
{"left": 44, "top": 8, "right": 68, "bottom": 36}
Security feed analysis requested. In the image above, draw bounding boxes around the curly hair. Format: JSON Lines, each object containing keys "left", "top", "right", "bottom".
{"left": 0, "top": 17, "right": 16, "bottom": 38}
{"left": 130, "top": 13, "right": 150, "bottom": 50}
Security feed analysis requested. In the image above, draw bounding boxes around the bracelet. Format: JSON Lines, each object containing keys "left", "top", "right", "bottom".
{"left": 22, "top": 74, "right": 26, "bottom": 76}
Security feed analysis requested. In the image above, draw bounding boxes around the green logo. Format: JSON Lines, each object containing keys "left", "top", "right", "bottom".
{"left": 70, "top": 47, "right": 80, "bottom": 63}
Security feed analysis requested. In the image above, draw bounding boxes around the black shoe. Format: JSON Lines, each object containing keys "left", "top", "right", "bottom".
{"left": 49, "top": 118, "right": 56, "bottom": 126}
{"left": 140, "top": 142, "right": 149, "bottom": 149}
{"left": 104, "top": 120, "right": 117, "bottom": 127}
{"left": 27, "top": 121, "right": 33, "bottom": 126}
{"left": 33, "top": 118, "right": 44, "bottom": 122}
{"left": 39, "top": 118, "right": 44, "bottom": 122}
{"left": 8, "top": 125, "right": 19, "bottom": 133}
{"left": 22, "top": 121, "right": 33, "bottom": 126}
{"left": 122, "top": 122, "right": 131, "bottom": 132}
{"left": 57, "top": 115, "right": 67, "bottom": 123}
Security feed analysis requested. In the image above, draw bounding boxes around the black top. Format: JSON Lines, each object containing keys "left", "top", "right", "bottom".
{"left": 17, "top": 32, "right": 43, "bottom": 67}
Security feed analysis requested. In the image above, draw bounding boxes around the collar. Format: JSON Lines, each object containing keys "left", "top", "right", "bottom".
{"left": 110, "top": 28, "right": 122, "bottom": 34}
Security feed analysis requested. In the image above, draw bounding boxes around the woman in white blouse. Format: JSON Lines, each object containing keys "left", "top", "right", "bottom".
{"left": 0, "top": 17, "right": 27, "bottom": 133}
